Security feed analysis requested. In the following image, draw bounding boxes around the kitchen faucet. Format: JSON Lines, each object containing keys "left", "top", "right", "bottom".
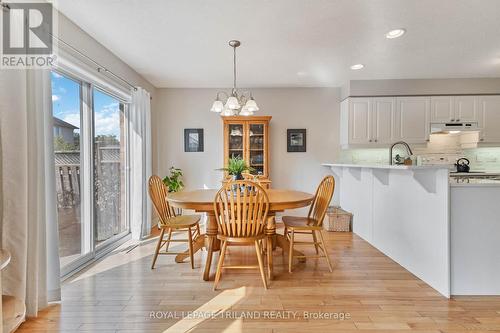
{"left": 390, "top": 141, "right": 413, "bottom": 165}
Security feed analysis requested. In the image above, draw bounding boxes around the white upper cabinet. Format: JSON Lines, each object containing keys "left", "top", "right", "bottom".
{"left": 371, "top": 98, "right": 395, "bottom": 144}
{"left": 454, "top": 96, "right": 478, "bottom": 122}
{"left": 395, "top": 97, "right": 430, "bottom": 143}
{"left": 341, "top": 96, "right": 428, "bottom": 147}
{"left": 478, "top": 96, "right": 500, "bottom": 143}
{"left": 340, "top": 95, "right": 500, "bottom": 148}
{"left": 348, "top": 98, "right": 371, "bottom": 144}
{"left": 431, "top": 96, "right": 454, "bottom": 122}
{"left": 343, "top": 97, "right": 396, "bottom": 145}
{"left": 430, "top": 96, "right": 479, "bottom": 123}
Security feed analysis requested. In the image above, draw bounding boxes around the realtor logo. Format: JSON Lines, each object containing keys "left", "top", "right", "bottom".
{"left": 1, "top": 1, "right": 57, "bottom": 68}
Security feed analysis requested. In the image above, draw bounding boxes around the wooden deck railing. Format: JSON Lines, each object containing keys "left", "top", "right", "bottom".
{"left": 54, "top": 147, "right": 124, "bottom": 241}
{"left": 55, "top": 164, "right": 80, "bottom": 208}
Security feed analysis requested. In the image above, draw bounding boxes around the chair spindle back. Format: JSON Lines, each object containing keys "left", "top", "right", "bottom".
{"left": 214, "top": 181, "right": 270, "bottom": 238}
{"left": 149, "top": 175, "right": 176, "bottom": 225}
{"left": 307, "top": 176, "right": 335, "bottom": 226}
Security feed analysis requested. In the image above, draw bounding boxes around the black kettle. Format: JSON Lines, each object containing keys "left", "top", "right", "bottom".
{"left": 455, "top": 158, "right": 470, "bottom": 173}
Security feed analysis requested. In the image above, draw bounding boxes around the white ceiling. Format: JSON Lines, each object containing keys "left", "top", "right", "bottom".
{"left": 55, "top": 0, "right": 500, "bottom": 88}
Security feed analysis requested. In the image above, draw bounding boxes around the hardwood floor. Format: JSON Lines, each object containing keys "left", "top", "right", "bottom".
{"left": 18, "top": 229, "right": 500, "bottom": 332}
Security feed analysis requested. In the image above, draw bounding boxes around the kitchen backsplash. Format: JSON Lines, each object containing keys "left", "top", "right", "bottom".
{"left": 338, "top": 134, "right": 500, "bottom": 171}
{"left": 463, "top": 148, "right": 500, "bottom": 171}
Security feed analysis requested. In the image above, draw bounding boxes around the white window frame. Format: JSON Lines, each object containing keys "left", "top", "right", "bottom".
{"left": 92, "top": 85, "right": 131, "bottom": 251}
{"left": 52, "top": 53, "right": 132, "bottom": 279}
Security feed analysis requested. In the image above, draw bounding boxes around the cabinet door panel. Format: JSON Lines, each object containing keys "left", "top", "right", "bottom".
{"left": 395, "top": 97, "right": 430, "bottom": 143}
{"left": 248, "top": 123, "right": 266, "bottom": 176}
{"left": 349, "top": 98, "right": 371, "bottom": 144}
{"left": 454, "top": 96, "right": 478, "bottom": 122}
{"left": 372, "top": 98, "right": 395, "bottom": 144}
{"left": 431, "top": 96, "right": 454, "bottom": 122}
{"left": 227, "top": 123, "right": 245, "bottom": 159}
{"left": 478, "top": 96, "right": 500, "bottom": 142}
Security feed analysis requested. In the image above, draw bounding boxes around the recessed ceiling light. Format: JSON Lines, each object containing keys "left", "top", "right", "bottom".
{"left": 350, "top": 64, "right": 364, "bottom": 70}
{"left": 385, "top": 28, "right": 406, "bottom": 39}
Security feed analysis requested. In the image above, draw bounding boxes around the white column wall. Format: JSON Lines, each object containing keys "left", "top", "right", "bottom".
{"left": 330, "top": 165, "right": 450, "bottom": 297}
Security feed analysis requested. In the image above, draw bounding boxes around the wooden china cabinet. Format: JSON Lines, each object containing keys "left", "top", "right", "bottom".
{"left": 222, "top": 116, "right": 272, "bottom": 188}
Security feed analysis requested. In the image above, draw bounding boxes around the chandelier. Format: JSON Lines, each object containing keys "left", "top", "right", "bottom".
{"left": 210, "top": 40, "right": 259, "bottom": 116}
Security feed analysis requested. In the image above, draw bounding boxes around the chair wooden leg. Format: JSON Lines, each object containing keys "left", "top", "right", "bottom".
{"left": 213, "top": 240, "right": 228, "bottom": 290}
{"left": 267, "top": 236, "right": 273, "bottom": 280}
{"left": 151, "top": 228, "right": 165, "bottom": 269}
{"left": 318, "top": 230, "right": 333, "bottom": 272}
{"left": 255, "top": 241, "right": 268, "bottom": 289}
{"left": 188, "top": 227, "right": 195, "bottom": 269}
{"left": 312, "top": 230, "right": 319, "bottom": 254}
{"left": 164, "top": 228, "right": 173, "bottom": 252}
{"left": 288, "top": 229, "right": 295, "bottom": 273}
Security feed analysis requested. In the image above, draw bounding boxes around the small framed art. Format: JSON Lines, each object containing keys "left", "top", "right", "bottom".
{"left": 287, "top": 129, "right": 306, "bottom": 152}
{"left": 184, "top": 128, "right": 204, "bottom": 152}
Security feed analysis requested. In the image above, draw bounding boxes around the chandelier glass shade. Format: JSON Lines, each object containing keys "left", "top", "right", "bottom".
{"left": 210, "top": 40, "right": 259, "bottom": 116}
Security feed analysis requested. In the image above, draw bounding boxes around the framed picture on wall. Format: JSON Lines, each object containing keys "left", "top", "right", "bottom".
{"left": 184, "top": 128, "right": 204, "bottom": 152}
{"left": 287, "top": 129, "right": 306, "bottom": 152}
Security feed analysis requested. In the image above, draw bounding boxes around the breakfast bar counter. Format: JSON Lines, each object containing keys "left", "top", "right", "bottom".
{"left": 324, "top": 163, "right": 500, "bottom": 297}
{"left": 323, "top": 163, "right": 451, "bottom": 297}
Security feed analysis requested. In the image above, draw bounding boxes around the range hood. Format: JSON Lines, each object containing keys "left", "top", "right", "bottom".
{"left": 430, "top": 122, "right": 480, "bottom": 134}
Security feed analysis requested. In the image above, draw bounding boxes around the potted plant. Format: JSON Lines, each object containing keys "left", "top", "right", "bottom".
{"left": 218, "top": 157, "right": 254, "bottom": 180}
{"left": 163, "top": 167, "right": 184, "bottom": 192}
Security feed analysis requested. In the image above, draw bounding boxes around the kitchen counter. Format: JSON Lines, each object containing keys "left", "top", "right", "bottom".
{"left": 324, "top": 163, "right": 450, "bottom": 297}
{"left": 450, "top": 179, "right": 500, "bottom": 187}
{"left": 324, "top": 162, "right": 500, "bottom": 297}
{"left": 324, "top": 163, "right": 500, "bottom": 187}
{"left": 322, "top": 163, "right": 447, "bottom": 170}
{"left": 450, "top": 171, "right": 500, "bottom": 187}
{"left": 451, "top": 171, "right": 500, "bottom": 176}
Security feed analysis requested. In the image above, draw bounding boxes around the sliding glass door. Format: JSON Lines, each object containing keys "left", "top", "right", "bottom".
{"left": 51, "top": 72, "right": 88, "bottom": 268}
{"left": 51, "top": 71, "right": 130, "bottom": 275}
{"left": 93, "top": 88, "right": 129, "bottom": 247}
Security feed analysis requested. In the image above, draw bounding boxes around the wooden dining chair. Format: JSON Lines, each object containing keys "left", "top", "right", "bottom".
{"left": 213, "top": 180, "right": 270, "bottom": 290}
{"left": 148, "top": 175, "right": 201, "bottom": 269}
{"left": 282, "top": 175, "right": 335, "bottom": 273}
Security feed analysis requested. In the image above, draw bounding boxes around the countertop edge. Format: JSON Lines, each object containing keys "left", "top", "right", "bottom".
{"left": 450, "top": 183, "right": 500, "bottom": 187}
{"left": 322, "top": 163, "right": 449, "bottom": 170}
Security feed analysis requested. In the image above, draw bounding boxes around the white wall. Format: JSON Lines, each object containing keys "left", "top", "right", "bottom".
{"left": 153, "top": 88, "right": 340, "bottom": 194}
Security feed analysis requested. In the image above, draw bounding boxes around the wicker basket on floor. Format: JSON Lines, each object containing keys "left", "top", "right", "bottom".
{"left": 324, "top": 206, "right": 352, "bottom": 232}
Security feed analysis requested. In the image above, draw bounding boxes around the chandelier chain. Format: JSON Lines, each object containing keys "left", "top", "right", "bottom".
{"left": 210, "top": 40, "right": 258, "bottom": 115}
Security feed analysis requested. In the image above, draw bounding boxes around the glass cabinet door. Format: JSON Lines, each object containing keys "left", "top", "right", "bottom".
{"left": 227, "top": 123, "right": 244, "bottom": 160}
{"left": 248, "top": 123, "right": 265, "bottom": 176}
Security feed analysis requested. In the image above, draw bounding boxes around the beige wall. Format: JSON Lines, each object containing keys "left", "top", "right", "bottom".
{"left": 152, "top": 88, "right": 340, "bottom": 194}
{"left": 344, "top": 78, "right": 500, "bottom": 98}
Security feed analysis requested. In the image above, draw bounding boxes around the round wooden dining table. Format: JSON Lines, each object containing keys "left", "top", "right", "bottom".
{"left": 167, "top": 188, "right": 314, "bottom": 281}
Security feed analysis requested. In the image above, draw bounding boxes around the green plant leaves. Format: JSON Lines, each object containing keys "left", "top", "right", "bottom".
{"left": 217, "top": 157, "right": 254, "bottom": 175}
{"left": 163, "top": 166, "right": 184, "bottom": 192}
